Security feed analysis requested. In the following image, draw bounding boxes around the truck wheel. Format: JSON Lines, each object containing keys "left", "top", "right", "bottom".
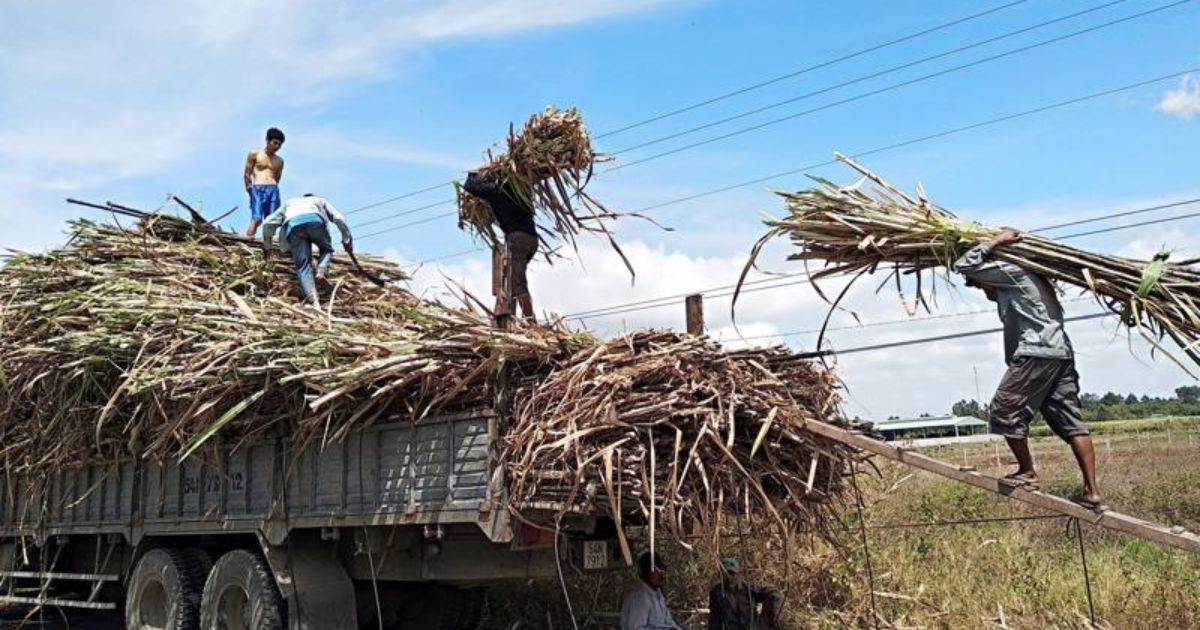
{"left": 199, "top": 550, "right": 284, "bottom": 630}
{"left": 126, "top": 547, "right": 206, "bottom": 630}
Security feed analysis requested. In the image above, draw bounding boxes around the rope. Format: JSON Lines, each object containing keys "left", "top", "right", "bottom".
{"left": 850, "top": 465, "right": 880, "bottom": 630}
{"left": 1067, "top": 517, "right": 1099, "bottom": 626}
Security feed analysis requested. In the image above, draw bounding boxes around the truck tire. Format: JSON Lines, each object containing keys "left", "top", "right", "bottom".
{"left": 199, "top": 550, "right": 284, "bottom": 630}
{"left": 125, "top": 547, "right": 206, "bottom": 630}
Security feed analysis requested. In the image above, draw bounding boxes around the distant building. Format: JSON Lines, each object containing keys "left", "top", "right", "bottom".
{"left": 872, "top": 415, "right": 989, "bottom": 443}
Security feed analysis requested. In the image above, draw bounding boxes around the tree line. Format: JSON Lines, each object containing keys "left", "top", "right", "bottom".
{"left": 951, "top": 386, "right": 1200, "bottom": 422}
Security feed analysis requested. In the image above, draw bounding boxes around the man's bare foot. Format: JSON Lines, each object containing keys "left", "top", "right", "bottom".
{"left": 1076, "top": 492, "right": 1106, "bottom": 512}
{"left": 999, "top": 470, "right": 1039, "bottom": 489}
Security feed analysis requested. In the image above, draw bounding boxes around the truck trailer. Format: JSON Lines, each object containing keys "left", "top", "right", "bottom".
{"left": 0, "top": 409, "right": 619, "bottom": 629}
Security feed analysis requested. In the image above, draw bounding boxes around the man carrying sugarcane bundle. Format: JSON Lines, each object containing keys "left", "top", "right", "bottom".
{"left": 954, "top": 229, "right": 1104, "bottom": 511}
{"left": 462, "top": 169, "right": 538, "bottom": 325}
{"left": 262, "top": 193, "right": 353, "bottom": 307}
{"left": 707, "top": 558, "right": 782, "bottom": 630}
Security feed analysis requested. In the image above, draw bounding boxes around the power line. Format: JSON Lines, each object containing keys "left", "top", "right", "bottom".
{"left": 567, "top": 275, "right": 813, "bottom": 320}
{"left": 345, "top": 180, "right": 457, "bottom": 216}
{"left": 357, "top": 211, "right": 456, "bottom": 240}
{"left": 595, "top": 0, "right": 1031, "bottom": 139}
{"left": 354, "top": 199, "right": 456, "bottom": 229}
{"left": 608, "top": 0, "right": 1133, "bottom": 156}
{"left": 1033, "top": 198, "right": 1200, "bottom": 232}
{"left": 607, "top": 0, "right": 1191, "bottom": 172}
{"left": 415, "top": 248, "right": 486, "bottom": 265}
{"left": 336, "top": 1, "right": 1031, "bottom": 216}
{"left": 358, "top": 67, "right": 1198, "bottom": 262}
{"left": 629, "top": 67, "right": 1199, "bottom": 215}
{"left": 1058, "top": 208, "right": 1200, "bottom": 239}
{"left": 795, "top": 313, "right": 1108, "bottom": 358}
{"left": 720, "top": 297, "right": 1093, "bottom": 342}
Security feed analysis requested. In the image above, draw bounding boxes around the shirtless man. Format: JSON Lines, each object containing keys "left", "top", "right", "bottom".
{"left": 243, "top": 127, "right": 285, "bottom": 237}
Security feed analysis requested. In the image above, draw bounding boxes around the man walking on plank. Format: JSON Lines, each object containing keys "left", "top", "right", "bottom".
{"left": 954, "top": 228, "right": 1103, "bottom": 511}
{"left": 244, "top": 127, "right": 285, "bottom": 237}
{"left": 462, "top": 169, "right": 538, "bottom": 324}
{"left": 262, "top": 194, "right": 353, "bottom": 307}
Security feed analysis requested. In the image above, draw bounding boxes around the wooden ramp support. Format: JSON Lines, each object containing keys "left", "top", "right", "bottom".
{"left": 799, "top": 419, "right": 1200, "bottom": 554}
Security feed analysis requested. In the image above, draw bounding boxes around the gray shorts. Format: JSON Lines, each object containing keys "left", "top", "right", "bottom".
{"left": 504, "top": 231, "right": 537, "bottom": 299}
{"left": 989, "top": 356, "right": 1089, "bottom": 440}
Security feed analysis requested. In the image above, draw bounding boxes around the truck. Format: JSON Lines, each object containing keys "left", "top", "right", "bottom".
{"left": 0, "top": 409, "right": 620, "bottom": 629}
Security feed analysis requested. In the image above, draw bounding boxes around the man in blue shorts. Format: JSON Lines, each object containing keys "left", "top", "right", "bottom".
{"left": 243, "top": 127, "right": 285, "bottom": 237}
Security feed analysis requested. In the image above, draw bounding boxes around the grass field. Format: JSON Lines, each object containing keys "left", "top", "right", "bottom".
{"left": 489, "top": 417, "right": 1200, "bottom": 629}
{"left": 812, "top": 417, "right": 1200, "bottom": 629}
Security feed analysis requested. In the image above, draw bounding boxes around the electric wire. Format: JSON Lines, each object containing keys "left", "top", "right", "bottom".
{"left": 607, "top": 0, "right": 1192, "bottom": 172}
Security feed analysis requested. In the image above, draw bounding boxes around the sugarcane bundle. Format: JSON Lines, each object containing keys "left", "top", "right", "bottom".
{"left": 740, "top": 153, "right": 1200, "bottom": 373}
{"left": 0, "top": 213, "right": 854, "bottom": 542}
{"left": 457, "top": 106, "right": 641, "bottom": 277}
{"left": 504, "top": 334, "right": 857, "bottom": 557}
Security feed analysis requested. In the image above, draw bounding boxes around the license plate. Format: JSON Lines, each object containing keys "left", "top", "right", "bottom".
{"left": 582, "top": 541, "right": 608, "bottom": 570}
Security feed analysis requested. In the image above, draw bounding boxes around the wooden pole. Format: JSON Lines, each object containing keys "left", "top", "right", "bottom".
{"left": 685, "top": 293, "right": 704, "bottom": 335}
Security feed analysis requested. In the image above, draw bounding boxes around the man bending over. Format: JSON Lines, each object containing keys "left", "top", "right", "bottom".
{"left": 262, "top": 194, "right": 352, "bottom": 307}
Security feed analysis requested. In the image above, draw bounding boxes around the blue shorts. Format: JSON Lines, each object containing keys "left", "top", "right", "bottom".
{"left": 249, "top": 185, "right": 280, "bottom": 222}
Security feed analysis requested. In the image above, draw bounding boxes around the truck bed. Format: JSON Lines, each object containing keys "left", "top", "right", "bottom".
{"left": 0, "top": 409, "right": 506, "bottom": 544}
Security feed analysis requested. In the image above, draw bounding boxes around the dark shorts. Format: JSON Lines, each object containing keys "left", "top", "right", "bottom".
{"left": 989, "top": 356, "right": 1089, "bottom": 440}
{"left": 249, "top": 184, "right": 280, "bottom": 222}
{"left": 505, "top": 231, "right": 537, "bottom": 299}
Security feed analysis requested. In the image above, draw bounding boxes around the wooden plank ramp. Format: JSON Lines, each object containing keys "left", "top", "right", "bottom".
{"left": 797, "top": 419, "right": 1200, "bottom": 554}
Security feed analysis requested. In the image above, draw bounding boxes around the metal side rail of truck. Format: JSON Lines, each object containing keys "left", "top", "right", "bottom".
{"left": 0, "top": 409, "right": 621, "bottom": 629}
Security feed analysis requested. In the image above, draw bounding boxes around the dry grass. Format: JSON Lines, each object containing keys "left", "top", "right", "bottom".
{"left": 489, "top": 430, "right": 1200, "bottom": 629}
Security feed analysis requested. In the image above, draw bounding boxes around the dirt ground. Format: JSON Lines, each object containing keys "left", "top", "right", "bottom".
{"left": 0, "top": 606, "right": 121, "bottom": 629}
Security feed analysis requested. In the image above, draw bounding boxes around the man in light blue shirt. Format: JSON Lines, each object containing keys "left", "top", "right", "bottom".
{"left": 621, "top": 552, "right": 684, "bottom": 630}
{"left": 262, "top": 194, "right": 353, "bottom": 306}
{"left": 953, "top": 229, "right": 1102, "bottom": 510}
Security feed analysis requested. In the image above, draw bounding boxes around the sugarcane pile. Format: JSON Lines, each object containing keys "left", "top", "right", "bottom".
{"left": 457, "top": 106, "right": 640, "bottom": 276}
{"left": 741, "top": 153, "right": 1200, "bottom": 373}
{"left": 506, "top": 335, "right": 853, "bottom": 554}
{"left": 0, "top": 213, "right": 855, "bottom": 540}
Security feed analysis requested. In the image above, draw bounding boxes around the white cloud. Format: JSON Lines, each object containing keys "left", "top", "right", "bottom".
{"left": 1156, "top": 74, "right": 1200, "bottom": 120}
{"left": 296, "top": 131, "right": 474, "bottom": 171}
{"left": 393, "top": 234, "right": 1195, "bottom": 420}
{"left": 0, "top": 0, "right": 689, "bottom": 201}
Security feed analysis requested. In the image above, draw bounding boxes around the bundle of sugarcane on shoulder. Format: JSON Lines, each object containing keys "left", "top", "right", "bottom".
{"left": 0, "top": 212, "right": 859, "bottom": 551}
{"left": 456, "top": 106, "right": 660, "bottom": 325}
{"left": 744, "top": 153, "right": 1200, "bottom": 372}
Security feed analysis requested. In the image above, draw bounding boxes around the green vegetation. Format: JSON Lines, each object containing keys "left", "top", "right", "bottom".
{"left": 952, "top": 385, "right": 1200, "bottom": 422}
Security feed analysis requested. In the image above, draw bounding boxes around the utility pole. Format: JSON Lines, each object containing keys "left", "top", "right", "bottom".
{"left": 685, "top": 293, "right": 704, "bottom": 335}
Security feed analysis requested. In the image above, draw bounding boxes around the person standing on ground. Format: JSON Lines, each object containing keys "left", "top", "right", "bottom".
{"left": 953, "top": 228, "right": 1104, "bottom": 510}
{"left": 244, "top": 127, "right": 285, "bottom": 237}
{"left": 707, "top": 558, "right": 782, "bottom": 630}
{"left": 461, "top": 169, "right": 538, "bottom": 324}
{"left": 620, "top": 552, "right": 684, "bottom": 630}
{"left": 261, "top": 194, "right": 352, "bottom": 307}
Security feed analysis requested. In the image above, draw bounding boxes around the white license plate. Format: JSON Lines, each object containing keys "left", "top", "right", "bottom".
{"left": 582, "top": 541, "right": 608, "bottom": 570}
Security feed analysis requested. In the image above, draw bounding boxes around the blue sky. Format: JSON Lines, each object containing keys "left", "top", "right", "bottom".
{"left": 2, "top": 0, "right": 1198, "bottom": 417}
